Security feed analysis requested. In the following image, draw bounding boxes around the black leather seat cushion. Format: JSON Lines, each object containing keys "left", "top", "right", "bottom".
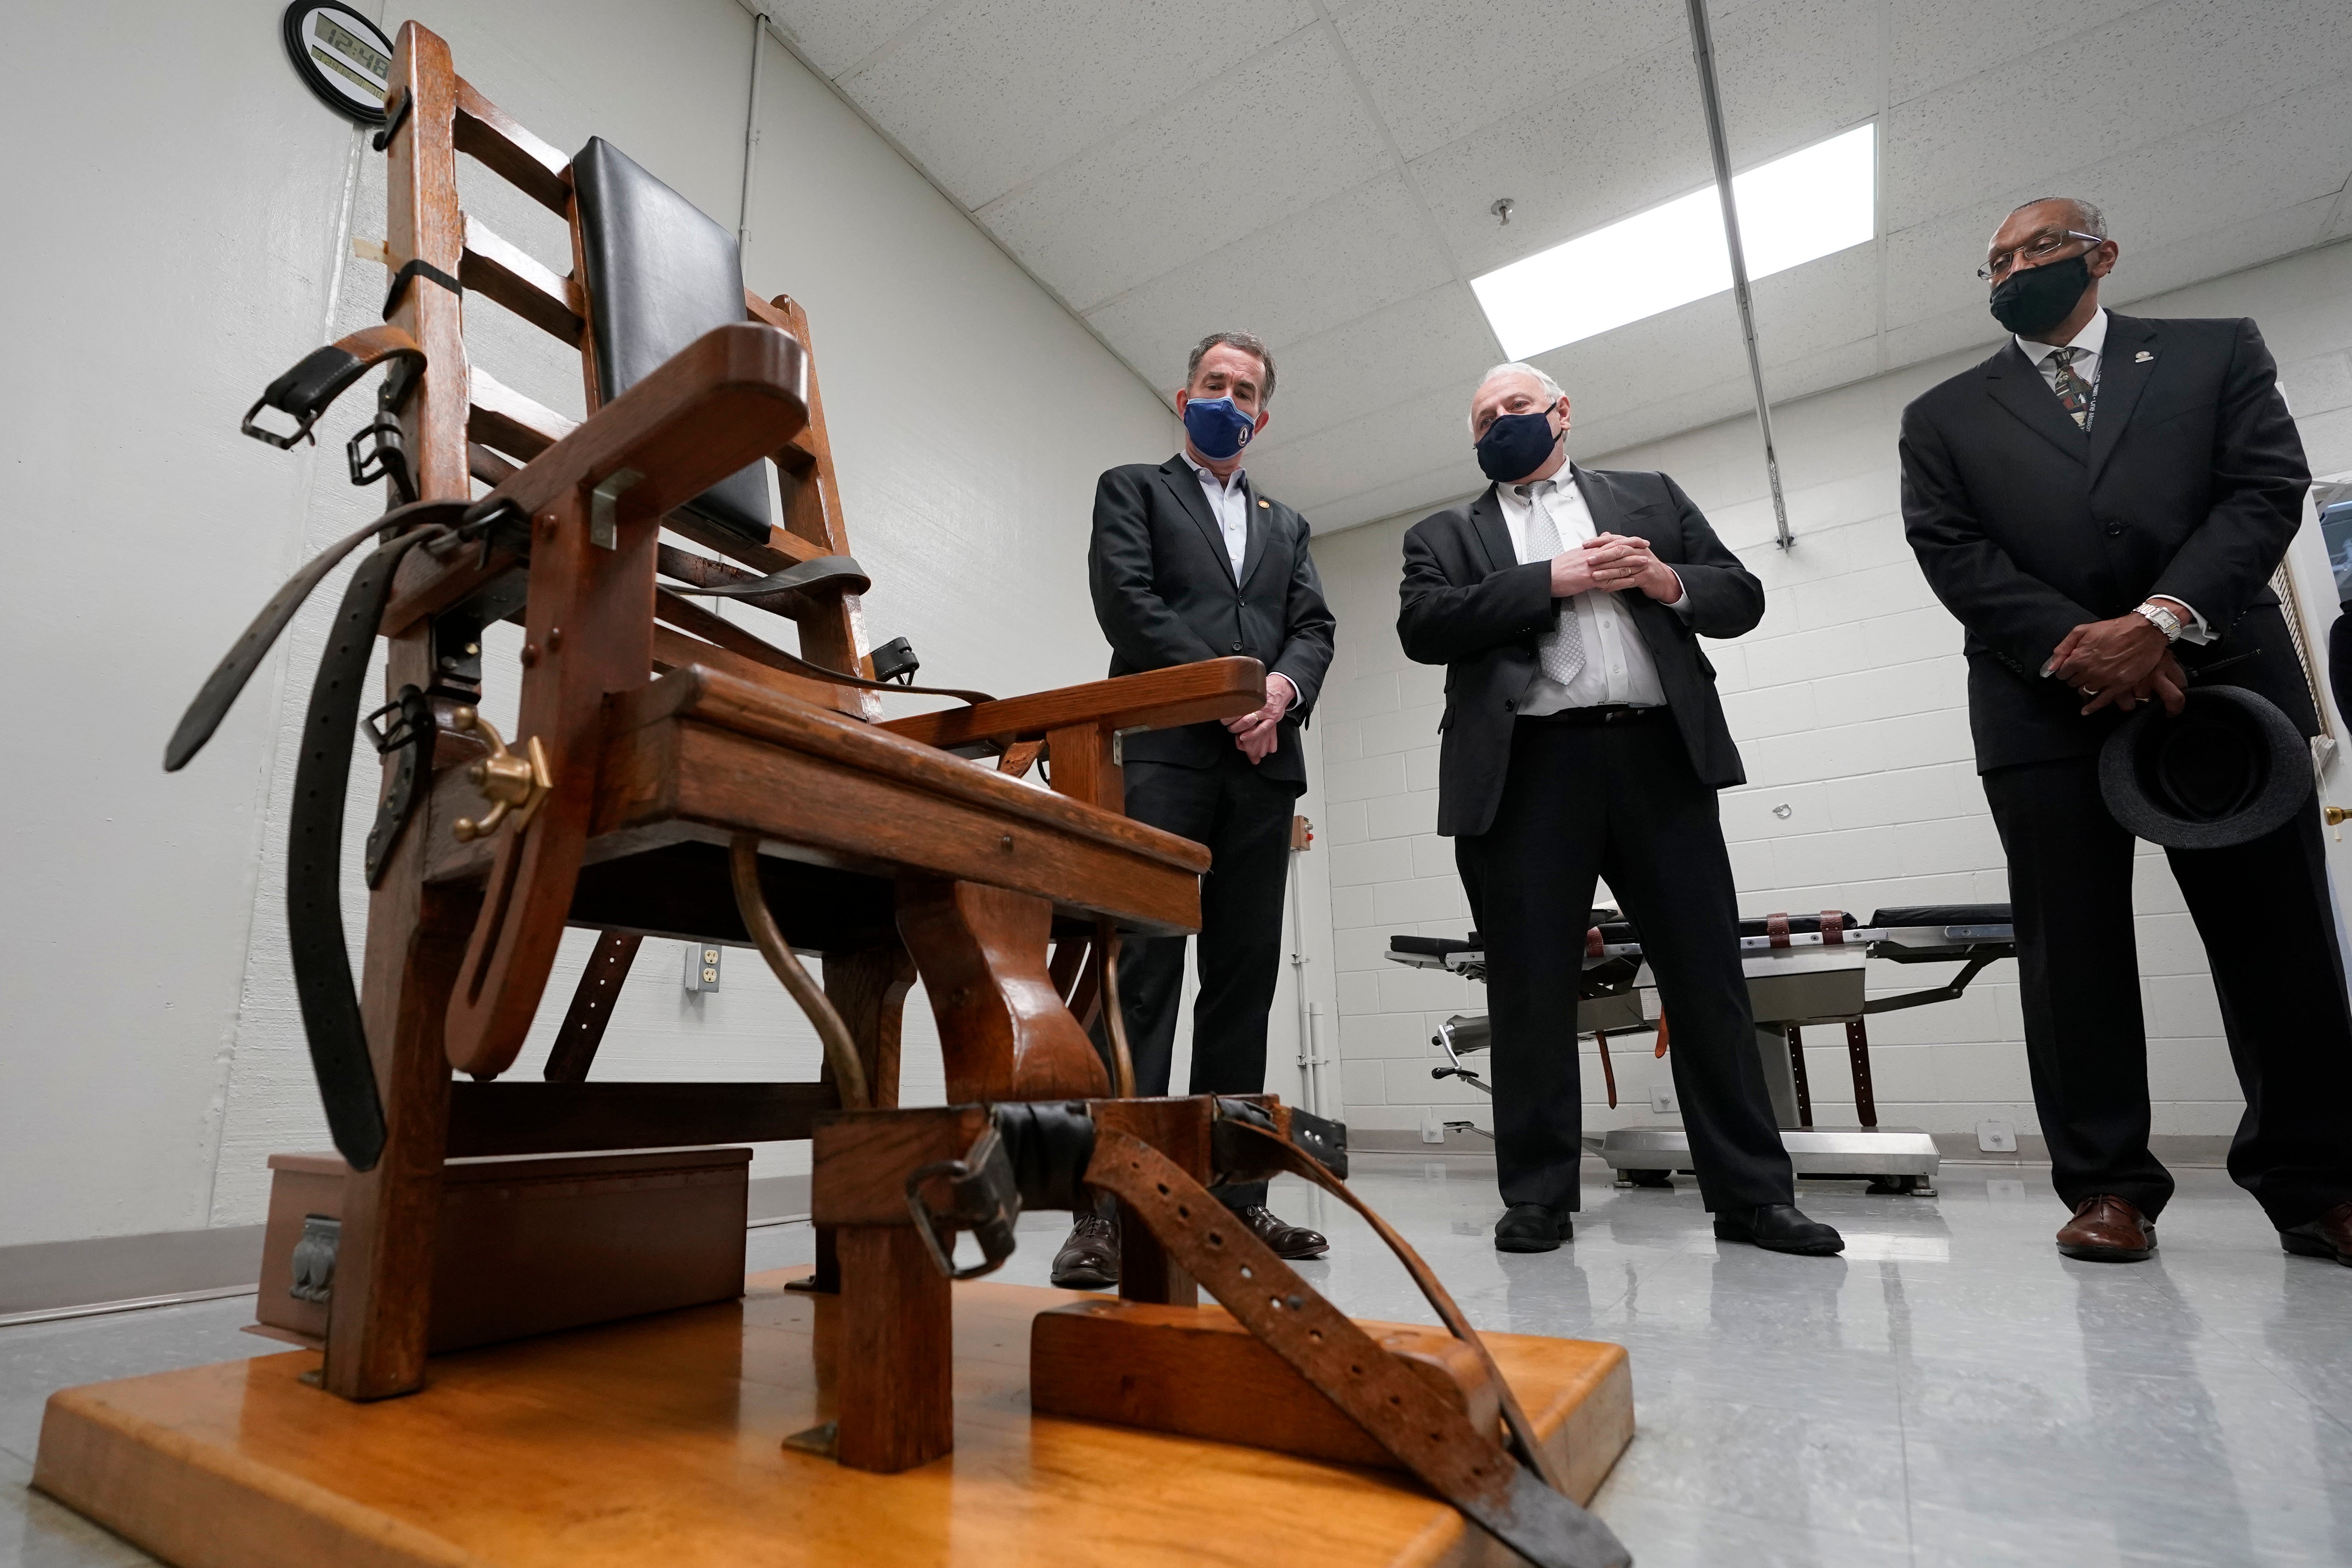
{"left": 572, "top": 138, "right": 773, "bottom": 544}
{"left": 1870, "top": 904, "right": 2014, "bottom": 927}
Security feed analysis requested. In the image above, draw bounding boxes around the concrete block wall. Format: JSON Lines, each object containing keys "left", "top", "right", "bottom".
{"left": 1312, "top": 239, "right": 2352, "bottom": 1148}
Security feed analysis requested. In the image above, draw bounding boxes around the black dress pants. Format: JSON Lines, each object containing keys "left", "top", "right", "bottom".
{"left": 1107, "top": 751, "right": 1298, "bottom": 1208}
{"left": 1455, "top": 714, "right": 1794, "bottom": 1214}
{"left": 1983, "top": 757, "right": 2352, "bottom": 1226}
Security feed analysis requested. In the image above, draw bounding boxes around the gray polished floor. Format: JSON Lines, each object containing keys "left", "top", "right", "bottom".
{"left": 8, "top": 1161, "right": 2349, "bottom": 1567}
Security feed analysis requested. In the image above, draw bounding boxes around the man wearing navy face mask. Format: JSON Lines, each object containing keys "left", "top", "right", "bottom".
{"left": 1398, "top": 364, "right": 1837, "bottom": 1257}
{"left": 1060, "top": 331, "right": 1337, "bottom": 1287}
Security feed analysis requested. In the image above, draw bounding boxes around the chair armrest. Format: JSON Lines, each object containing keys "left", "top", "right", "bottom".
{"left": 876, "top": 658, "right": 1265, "bottom": 752}
{"left": 480, "top": 322, "right": 808, "bottom": 522}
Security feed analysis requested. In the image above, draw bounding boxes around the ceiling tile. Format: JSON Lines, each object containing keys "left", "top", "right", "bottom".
{"left": 1881, "top": 0, "right": 2352, "bottom": 229}
{"left": 1886, "top": 0, "right": 2158, "bottom": 104}
{"left": 1333, "top": 0, "right": 1687, "bottom": 161}
{"left": 766, "top": 0, "right": 938, "bottom": 78}
{"left": 1247, "top": 382, "right": 1478, "bottom": 514}
{"left": 974, "top": 27, "right": 1395, "bottom": 311}
{"left": 840, "top": 0, "right": 1318, "bottom": 210}
{"left": 1084, "top": 175, "right": 1460, "bottom": 393}
{"left": 1408, "top": 0, "right": 1879, "bottom": 280}
{"left": 1244, "top": 282, "right": 1501, "bottom": 448}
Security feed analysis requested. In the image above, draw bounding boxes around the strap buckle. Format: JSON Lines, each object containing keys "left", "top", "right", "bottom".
{"left": 904, "top": 1121, "right": 1022, "bottom": 1281}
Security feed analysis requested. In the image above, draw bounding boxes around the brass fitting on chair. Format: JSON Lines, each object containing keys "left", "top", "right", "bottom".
{"left": 450, "top": 707, "right": 552, "bottom": 842}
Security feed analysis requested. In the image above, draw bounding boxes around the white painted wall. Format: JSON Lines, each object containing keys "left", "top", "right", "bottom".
{"left": 0, "top": 0, "right": 1179, "bottom": 1247}
{"left": 1314, "top": 239, "right": 2352, "bottom": 1147}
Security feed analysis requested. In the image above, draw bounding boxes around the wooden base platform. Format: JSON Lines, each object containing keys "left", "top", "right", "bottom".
{"left": 32, "top": 1267, "right": 1633, "bottom": 1568}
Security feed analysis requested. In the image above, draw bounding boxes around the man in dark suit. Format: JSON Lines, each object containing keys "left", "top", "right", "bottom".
{"left": 1053, "top": 331, "right": 1338, "bottom": 1287}
{"left": 1902, "top": 196, "right": 2352, "bottom": 1265}
{"left": 1398, "top": 363, "right": 1841, "bottom": 1257}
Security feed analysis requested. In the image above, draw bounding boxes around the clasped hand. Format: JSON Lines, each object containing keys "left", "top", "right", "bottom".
{"left": 1551, "top": 533, "right": 1681, "bottom": 602}
{"left": 2049, "top": 614, "right": 2186, "bottom": 716}
{"left": 1225, "top": 673, "right": 1294, "bottom": 763}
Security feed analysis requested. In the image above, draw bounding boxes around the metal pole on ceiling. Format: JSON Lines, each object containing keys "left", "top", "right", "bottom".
{"left": 738, "top": 9, "right": 770, "bottom": 255}
{"left": 1684, "top": 0, "right": 1794, "bottom": 550}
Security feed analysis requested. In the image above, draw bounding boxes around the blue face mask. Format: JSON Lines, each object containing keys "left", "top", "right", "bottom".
{"left": 1475, "top": 407, "right": 1561, "bottom": 483}
{"left": 1183, "top": 396, "right": 1258, "bottom": 461}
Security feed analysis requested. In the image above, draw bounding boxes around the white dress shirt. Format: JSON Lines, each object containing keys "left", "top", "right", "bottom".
{"left": 1182, "top": 451, "right": 1251, "bottom": 580}
{"left": 1495, "top": 468, "right": 1685, "bottom": 714}
{"left": 1181, "top": 449, "right": 1297, "bottom": 712}
{"left": 2016, "top": 308, "right": 2209, "bottom": 645}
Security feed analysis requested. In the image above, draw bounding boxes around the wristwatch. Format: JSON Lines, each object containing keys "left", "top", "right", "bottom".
{"left": 2133, "top": 601, "right": 2184, "bottom": 643}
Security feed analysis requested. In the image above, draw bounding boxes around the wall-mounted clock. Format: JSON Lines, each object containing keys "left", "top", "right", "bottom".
{"left": 282, "top": 3, "right": 396, "bottom": 124}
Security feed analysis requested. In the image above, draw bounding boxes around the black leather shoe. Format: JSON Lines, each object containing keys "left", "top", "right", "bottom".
{"left": 1232, "top": 1205, "right": 1328, "bottom": 1259}
{"left": 1494, "top": 1203, "right": 1573, "bottom": 1252}
{"left": 1050, "top": 1213, "right": 1119, "bottom": 1288}
{"left": 1714, "top": 1203, "right": 1844, "bottom": 1256}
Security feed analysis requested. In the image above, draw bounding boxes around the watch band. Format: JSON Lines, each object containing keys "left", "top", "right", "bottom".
{"left": 2133, "top": 601, "right": 2183, "bottom": 642}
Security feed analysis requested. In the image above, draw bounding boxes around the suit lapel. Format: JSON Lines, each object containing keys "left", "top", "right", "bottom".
{"left": 1238, "top": 474, "right": 1271, "bottom": 589}
{"left": 2086, "top": 315, "right": 2158, "bottom": 488}
{"left": 1157, "top": 455, "right": 1232, "bottom": 574}
{"left": 1984, "top": 341, "right": 2089, "bottom": 465}
{"left": 1467, "top": 484, "right": 1512, "bottom": 575}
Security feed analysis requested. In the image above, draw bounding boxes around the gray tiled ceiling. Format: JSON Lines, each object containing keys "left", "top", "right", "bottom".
{"left": 769, "top": 0, "right": 2352, "bottom": 531}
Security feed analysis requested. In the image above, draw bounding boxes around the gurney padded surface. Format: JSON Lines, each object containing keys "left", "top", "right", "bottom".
{"left": 1870, "top": 903, "right": 2013, "bottom": 927}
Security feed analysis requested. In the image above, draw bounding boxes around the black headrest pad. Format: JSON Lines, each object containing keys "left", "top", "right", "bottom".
{"left": 572, "top": 138, "right": 773, "bottom": 544}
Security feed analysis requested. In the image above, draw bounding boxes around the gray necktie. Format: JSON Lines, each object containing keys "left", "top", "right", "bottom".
{"left": 1519, "top": 484, "right": 1585, "bottom": 686}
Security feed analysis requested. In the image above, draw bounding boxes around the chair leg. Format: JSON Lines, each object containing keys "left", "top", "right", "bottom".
{"left": 1785, "top": 1024, "right": 1814, "bottom": 1131}
{"left": 1845, "top": 1019, "right": 1878, "bottom": 1129}
{"left": 823, "top": 942, "right": 915, "bottom": 1110}
{"left": 323, "top": 874, "right": 474, "bottom": 1400}
{"left": 833, "top": 1225, "right": 953, "bottom": 1473}
{"left": 894, "top": 877, "right": 1107, "bottom": 1102}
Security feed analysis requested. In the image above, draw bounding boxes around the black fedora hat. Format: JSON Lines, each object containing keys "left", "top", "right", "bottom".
{"left": 2098, "top": 685, "right": 2312, "bottom": 849}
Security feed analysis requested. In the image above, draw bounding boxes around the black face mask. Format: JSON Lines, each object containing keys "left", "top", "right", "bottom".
{"left": 1989, "top": 253, "right": 2092, "bottom": 338}
{"left": 1475, "top": 408, "right": 1561, "bottom": 483}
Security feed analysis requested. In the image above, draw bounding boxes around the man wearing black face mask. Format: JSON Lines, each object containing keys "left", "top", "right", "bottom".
{"left": 1058, "top": 331, "right": 1338, "bottom": 1288}
{"left": 1903, "top": 197, "right": 2352, "bottom": 1267}
{"left": 1398, "top": 363, "right": 1838, "bottom": 1257}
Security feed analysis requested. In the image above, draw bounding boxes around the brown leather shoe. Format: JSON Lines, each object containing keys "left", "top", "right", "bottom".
{"left": 1050, "top": 1213, "right": 1119, "bottom": 1289}
{"left": 2056, "top": 1194, "right": 2156, "bottom": 1262}
{"left": 2279, "top": 1199, "right": 2352, "bottom": 1266}
{"left": 1232, "top": 1205, "right": 1328, "bottom": 1260}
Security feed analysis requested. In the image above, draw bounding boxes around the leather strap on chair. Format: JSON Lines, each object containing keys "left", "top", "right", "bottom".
{"left": 285, "top": 516, "right": 465, "bottom": 1171}
{"left": 165, "top": 498, "right": 467, "bottom": 772}
{"left": 654, "top": 587, "right": 996, "bottom": 705}
{"left": 1088, "top": 1129, "right": 1630, "bottom": 1568}
{"left": 1766, "top": 912, "right": 1791, "bottom": 949}
{"left": 241, "top": 325, "right": 426, "bottom": 450}
{"left": 1820, "top": 909, "right": 1844, "bottom": 945}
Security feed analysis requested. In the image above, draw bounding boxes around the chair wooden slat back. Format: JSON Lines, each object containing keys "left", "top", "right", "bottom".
{"left": 382, "top": 21, "right": 868, "bottom": 720}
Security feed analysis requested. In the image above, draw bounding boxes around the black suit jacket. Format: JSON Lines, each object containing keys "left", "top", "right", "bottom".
{"left": 1398, "top": 465, "right": 1764, "bottom": 838}
{"left": 1901, "top": 313, "right": 2315, "bottom": 772}
{"left": 1088, "top": 455, "right": 1337, "bottom": 788}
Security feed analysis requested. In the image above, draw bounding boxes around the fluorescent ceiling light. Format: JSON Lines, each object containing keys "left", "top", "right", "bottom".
{"left": 1471, "top": 122, "right": 1877, "bottom": 360}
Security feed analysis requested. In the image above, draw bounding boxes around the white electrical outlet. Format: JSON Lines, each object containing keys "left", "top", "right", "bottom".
{"left": 1649, "top": 1085, "right": 1678, "bottom": 1115}
{"left": 1976, "top": 1119, "right": 2018, "bottom": 1153}
{"left": 684, "top": 943, "right": 722, "bottom": 993}
{"left": 1420, "top": 1113, "right": 1447, "bottom": 1144}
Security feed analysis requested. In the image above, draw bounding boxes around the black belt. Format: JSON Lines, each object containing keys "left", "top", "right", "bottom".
{"left": 1521, "top": 703, "right": 1661, "bottom": 727}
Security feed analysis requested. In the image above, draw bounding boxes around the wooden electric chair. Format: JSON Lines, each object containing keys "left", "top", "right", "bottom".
{"left": 165, "top": 24, "right": 1627, "bottom": 1565}
{"left": 176, "top": 17, "right": 1257, "bottom": 1401}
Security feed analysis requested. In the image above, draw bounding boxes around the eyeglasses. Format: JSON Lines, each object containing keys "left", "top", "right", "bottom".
{"left": 1979, "top": 229, "right": 2106, "bottom": 283}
